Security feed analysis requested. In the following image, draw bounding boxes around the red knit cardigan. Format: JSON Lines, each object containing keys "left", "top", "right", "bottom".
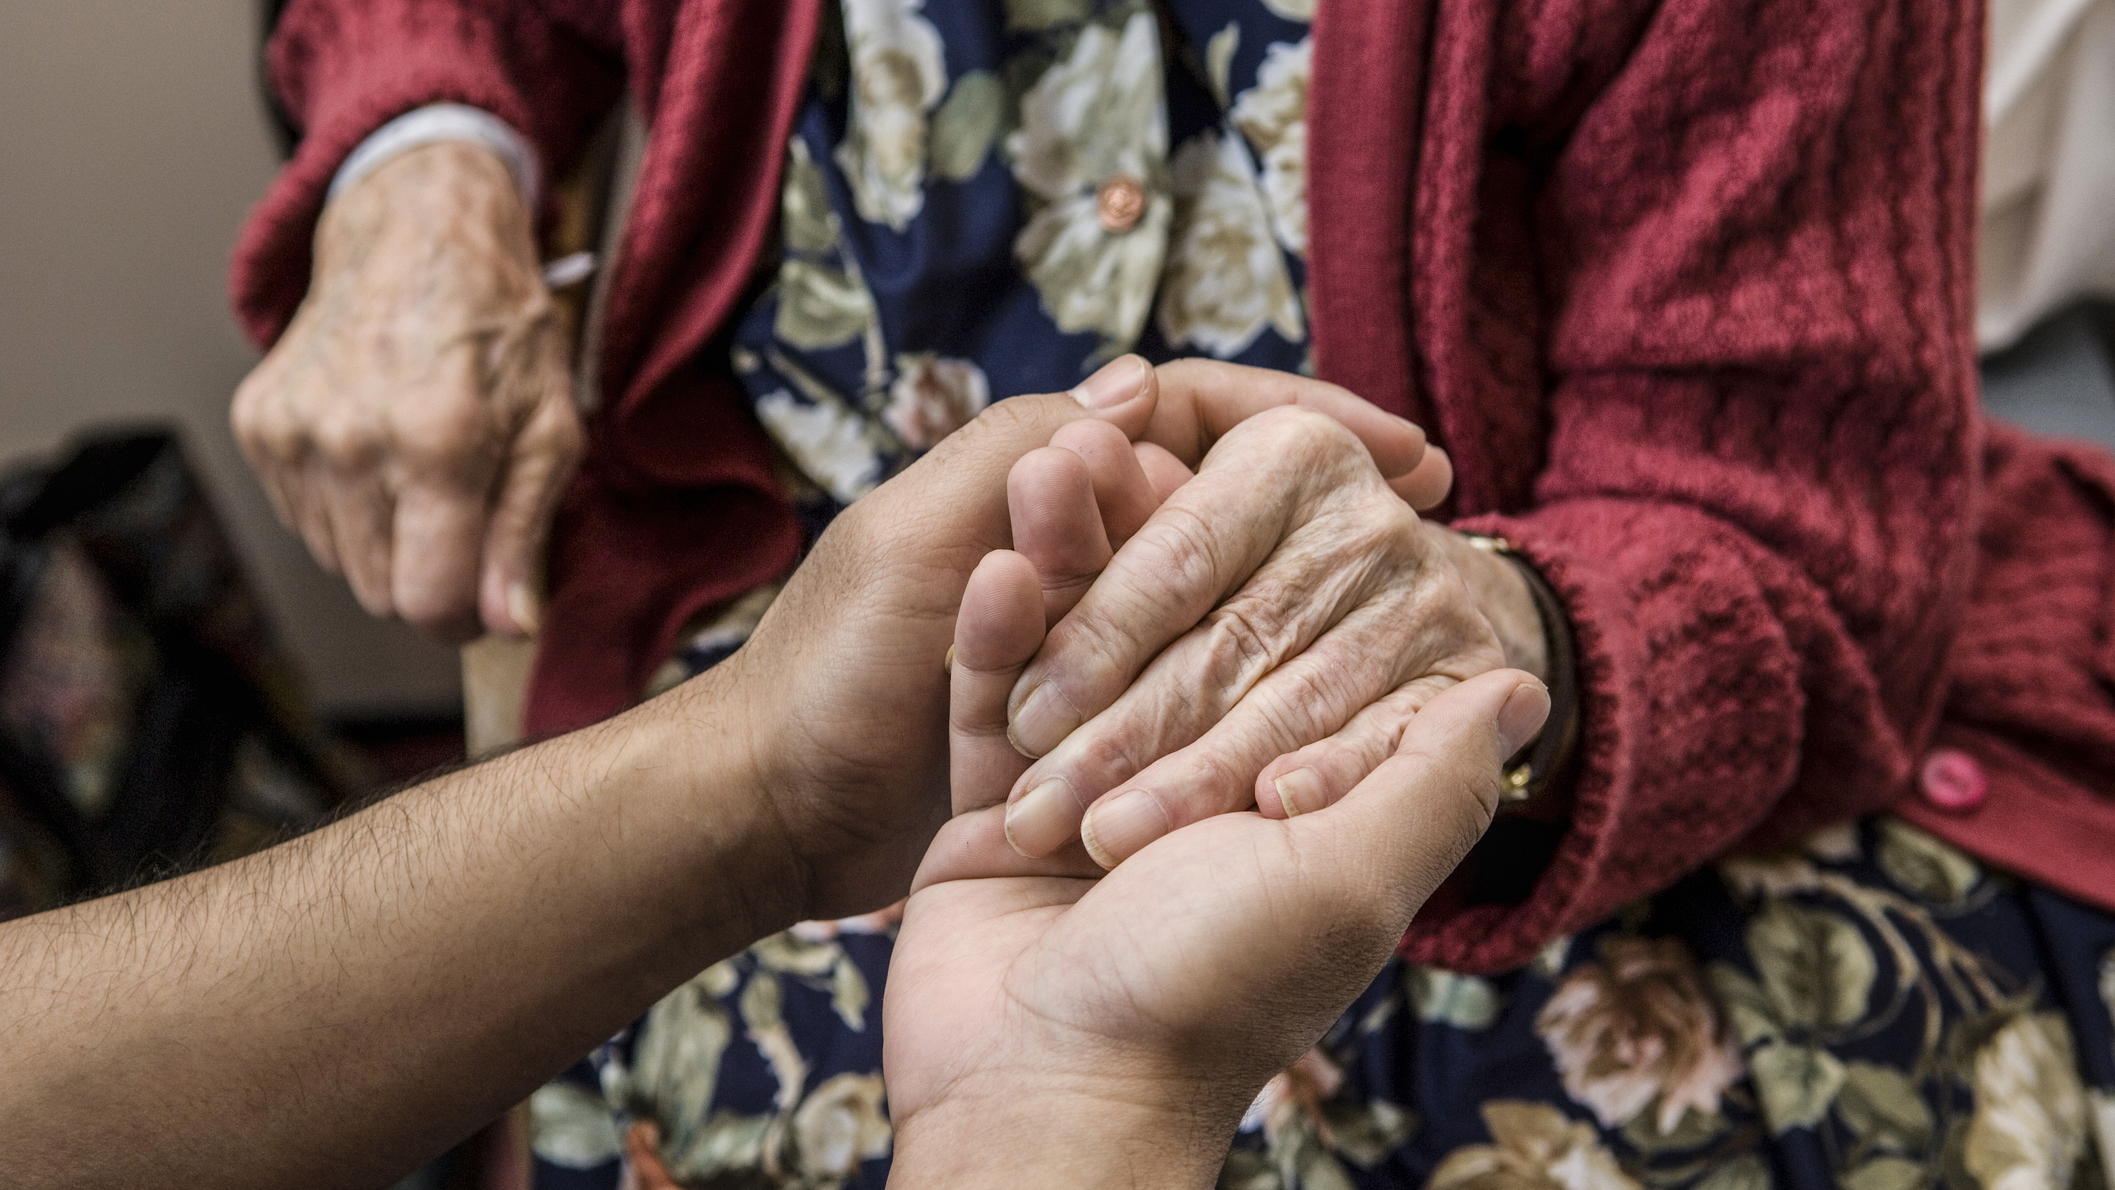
{"left": 232, "top": 0, "right": 2115, "bottom": 972}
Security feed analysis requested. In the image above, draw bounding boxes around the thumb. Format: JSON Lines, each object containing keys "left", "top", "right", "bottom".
{"left": 885, "top": 393, "right": 1110, "bottom": 557}
{"left": 1296, "top": 669, "right": 1550, "bottom": 921}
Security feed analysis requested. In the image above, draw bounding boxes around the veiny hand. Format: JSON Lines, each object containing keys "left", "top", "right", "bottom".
{"left": 883, "top": 554, "right": 1549, "bottom": 1184}
{"left": 231, "top": 142, "right": 580, "bottom": 640}
{"left": 717, "top": 356, "right": 1445, "bottom": 921}
{"left": 993, "top": 361, "right": 1548, "bottom": 868}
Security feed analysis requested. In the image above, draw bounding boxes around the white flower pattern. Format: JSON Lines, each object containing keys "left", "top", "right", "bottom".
{"left": 1962, "top": 1012, "right": 2089, "bottom": 1190}
{"left": 1155, "top": 128, "right": 1304, "bottom": 357}
{"left": 883, "top": 353, "right": 991, "bottom": 449}
{"left": 754, "top": 389, "right": 886, "bottom": 504}
{"left": 1229, "top": 37, "right": 1312, "bottom": 257}
{"left": 790, "top": 1073, "right": 893, "bottom": 1179}
{"left": 836, "top": 0, "right": 950, "bottom": 231}
{"left": 1006, "top": 11, "right": 1173, "bottom": 358}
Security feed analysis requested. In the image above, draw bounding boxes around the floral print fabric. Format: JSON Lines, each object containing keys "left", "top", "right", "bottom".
{"left": 530, "top": 0, "right": 2115, "bottom": 1186}
{"left": 735, "top": 0, "right": 1316, "bottom": 533}
{"left": 536, "top": 799, "right": 2115, "bottom": 1189}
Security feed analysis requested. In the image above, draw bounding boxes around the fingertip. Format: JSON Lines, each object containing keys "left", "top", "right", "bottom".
{"left": 1390, "top": 445, "right": 1454, "bottom": 511}
{"left": 1269, "top": 767, "right": 1327, "bottom": 819}
{"left": 957, "top": 549, "right": 1045, "bottom": 670}
{"left": 1294, "top": 390, "right": 1428, "bottom": 478}
{"left": 1132, "top": 442, "right": 1192, "bottom": 500}
{"left": 1008, "top": 445, "right": 1095, "bottom": 520}
{"left": 1007, "top": 447, "right": 1112, "bottom": 621}
{"left": 1071, "top": 354, "right": 1154, "bottom": 419}
{"left": 1401, "top": 669, "right": 1544, "bottom": 761}
{"left": 506, "top": 580, "right": 541, "bottom": 637}
{"left": 475, "top": 563, "right": 534, "bottom": 638}
{"left": 1496, "top": 676, "right": 1552, "bottom": 758}
{"left": 1050, "top": 419, "right": 1163, "bottom": 543}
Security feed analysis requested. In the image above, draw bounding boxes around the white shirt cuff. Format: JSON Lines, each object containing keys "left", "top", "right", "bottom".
{"left": 326, "top": 104, "right": 540, "bottom": 211}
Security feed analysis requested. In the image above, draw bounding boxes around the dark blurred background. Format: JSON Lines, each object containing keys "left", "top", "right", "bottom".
{"left": 0, "top": 2, "right": 462, "bottom": 725}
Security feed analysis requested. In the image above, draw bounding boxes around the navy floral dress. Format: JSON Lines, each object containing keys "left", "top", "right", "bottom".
{"left": 528, "top": 2, "right": 2115, "bottom": 1187}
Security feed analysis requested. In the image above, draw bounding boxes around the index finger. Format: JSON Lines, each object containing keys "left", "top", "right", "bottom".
{"left": 1141, "top": 359, "right": 1430, "bottom": 479}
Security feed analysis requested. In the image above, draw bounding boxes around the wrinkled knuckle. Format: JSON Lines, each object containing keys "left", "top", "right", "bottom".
{"left": 1263, "top": 665, "right": 1340, "bottom": 734}
{"left": 1270, "top": 404, "right": 1359, "bottom": 455}
{"left": 1042, "top": 620, "right": 1127, "bottom": 703}
{"left": 311, "top": 411, "right": 383, "bottom": 471}
{"left": 1073, "top": 726, "right": 1148, "bottom": 787}
{"left": 1143, "top": 503, "right": 1225, "bottom": 595}
{"left": 1375, "top": 495, "right": 1423, "bottom": 545}
{"left": 971, "top": 393, "right": 1046, "bottom": 442}
{"left": 230, "top": 371, "right": 266, "bottom": 418}
{"left": 1340, "top": 497, "right": 1419, "bottom": 565}
{"left": 232, "top": 385, "right": 299, "bottom": 454}
{"left": 393, "top": 400, "right": 494, "bottom": 476}
{"left": 1169, "top": 752, "right": 1244, "bottom": 818}
{"left": 229, "top": 399, "right": 271, "bottom": 454}
{"left": 1202, "top": 602, "right": 1290, "bottom": 685}
{"left": 1200, "top": 612, "right": 1267, "bottom": 687}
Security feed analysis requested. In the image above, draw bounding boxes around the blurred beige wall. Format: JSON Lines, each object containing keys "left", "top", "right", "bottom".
{"left": 0, "top": 2, "right": 462, "bottom": 717}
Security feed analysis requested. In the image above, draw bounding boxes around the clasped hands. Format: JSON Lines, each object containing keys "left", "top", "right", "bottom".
{"left": 11, "top": 351, "right": 1551, "bottom": 1188}
{"left": 736, "top": 355, "right": 1552, "bottom": 1183}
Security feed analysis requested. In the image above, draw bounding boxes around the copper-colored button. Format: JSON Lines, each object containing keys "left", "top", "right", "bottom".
{"left": 1918, "top": 748, "right": 1986, "bottom": 813}
{"left": 1096, "top": 175, "right": 1146, "bottom": 232}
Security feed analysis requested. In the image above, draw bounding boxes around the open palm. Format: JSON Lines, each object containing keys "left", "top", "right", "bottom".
{"left": 881, "top": 530, "right": 1547, "bottom": 1180}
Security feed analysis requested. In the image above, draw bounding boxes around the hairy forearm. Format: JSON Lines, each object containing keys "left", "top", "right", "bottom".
{"left": 0, "top": 672, "right": 796, "bottom": 1189}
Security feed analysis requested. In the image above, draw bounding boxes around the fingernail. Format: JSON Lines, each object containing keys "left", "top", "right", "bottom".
{"left": 1498, "top": 681, "right": 1552, "bottom": 757}
{"left": 1274, "top": 768, "right": 1325, "bottom": 818}
{"left": 1005, "top": 779, "right": 1078, "bottom": 858}
{"left": 1080, "top": 789, "right": 1170, "bottom": 869}
{"left": 943, "top": 645, "right": 956, "bottom": 675}
{"left": 1070, "top": 355, "right": 1148, "bottom": 410}
{"left": 507, "top": 581, "right": 541, "bottom": 636}
{"left": 1008, "top": 682, "right": 1080, "bottom": 759}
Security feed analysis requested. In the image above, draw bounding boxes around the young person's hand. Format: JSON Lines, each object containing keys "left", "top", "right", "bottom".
{"left": 727, "top": 357, "right": 1445, "bottom": 921}
{"left": 884, "top": 548, "right": 1547, "bottom": 1186}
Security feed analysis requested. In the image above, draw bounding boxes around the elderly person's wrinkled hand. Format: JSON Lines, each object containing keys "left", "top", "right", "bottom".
{"left": 231, "top": 142, "right": 579, "bottom": 640}
{"left": 882, "top": 552, "right": 1548, "bottom": 1184}
{"left": 727, "top": 356, "right": 1444, "bottom": 919}
{"left": 990, "top": 361, "right": 1550, "bottom": 867}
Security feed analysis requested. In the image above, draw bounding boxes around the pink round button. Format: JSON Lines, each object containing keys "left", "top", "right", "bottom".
{"left": 1918, "top": 748, "right": 1986, "bottom": 812}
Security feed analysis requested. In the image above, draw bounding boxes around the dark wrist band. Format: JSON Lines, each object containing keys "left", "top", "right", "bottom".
{"left": 1462, "top": 534, "right": 1581, "bottom": 812}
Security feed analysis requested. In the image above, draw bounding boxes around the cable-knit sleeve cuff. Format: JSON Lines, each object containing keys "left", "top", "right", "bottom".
{"left": 1397, "top": 499, "right": 1912, "bottom": 973}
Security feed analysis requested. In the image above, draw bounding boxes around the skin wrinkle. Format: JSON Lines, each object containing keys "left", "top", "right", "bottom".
{"left": 233, "top": 140, "right": 577, "bottom": 638}
{"left": 1001, "top": 392, "right": 1534, "bottom": 863}
{"left": 1026, "top": 481, "right": 1272, "bottom": 708}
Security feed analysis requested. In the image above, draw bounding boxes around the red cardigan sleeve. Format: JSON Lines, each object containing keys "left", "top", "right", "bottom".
{"left": 1393, "top": 0, "right": 1985, "bottom": 971}
{"left": 230, "top": 0, "right": 624, "bottom": 347}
